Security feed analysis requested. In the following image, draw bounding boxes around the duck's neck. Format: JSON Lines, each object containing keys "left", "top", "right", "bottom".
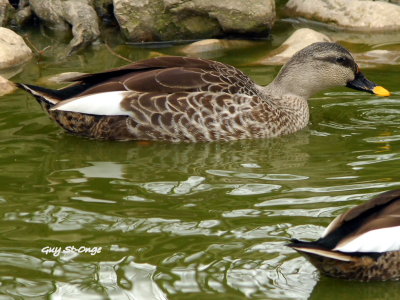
{"left": 255, "top": 84, "right": 310, "bottom": 136}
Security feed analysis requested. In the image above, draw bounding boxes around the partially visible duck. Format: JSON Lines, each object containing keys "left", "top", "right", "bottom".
{"left": 289, "top": 189, "right": 400, "bottom": 281}
{"left": 18, "top": 42, "right": 390, "bottom": 142}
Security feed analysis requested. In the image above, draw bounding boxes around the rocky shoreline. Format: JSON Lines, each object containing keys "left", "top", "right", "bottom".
{"left": 1, "top": 0, "right": 400, "bottom": 94}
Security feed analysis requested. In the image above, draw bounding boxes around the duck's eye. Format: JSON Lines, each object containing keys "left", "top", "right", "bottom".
{"left": 336, "top": 57, "right": 346, "bottom": 64}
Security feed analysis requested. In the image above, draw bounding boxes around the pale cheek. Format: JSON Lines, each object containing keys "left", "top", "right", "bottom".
{"left": 337, "top": 71, "right": 353, "bottom": 86}
{"left": 322, "top": 73, "right": 347, "bottom": 88}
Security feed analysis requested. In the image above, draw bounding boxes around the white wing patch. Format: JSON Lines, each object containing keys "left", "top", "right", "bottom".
{"left": 51, "top": 91, "right": 133, "bottom": 116}
{"left": 334, "top": 226, "right": 400, "bottom": 253}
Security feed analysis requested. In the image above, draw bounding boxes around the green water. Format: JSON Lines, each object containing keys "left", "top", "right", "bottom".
{"left": 1, "top": 24, "right": 400, "bottom": 299}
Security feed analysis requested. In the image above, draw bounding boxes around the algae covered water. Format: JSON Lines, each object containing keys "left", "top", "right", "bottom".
{"left": 1, "top": 25, "right": 400, "bottom": 299}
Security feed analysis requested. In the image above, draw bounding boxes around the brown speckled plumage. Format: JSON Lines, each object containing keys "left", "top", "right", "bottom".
{"left": 289, "top": 189, "right": 400, "bottom": 281}
{"left": 18, "top": 43, "right": 386, "bottom": 142}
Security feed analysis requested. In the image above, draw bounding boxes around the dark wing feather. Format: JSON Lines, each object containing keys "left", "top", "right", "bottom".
{"left": 58, "top": 56, "right": 260, "bottom": 98}
{"left": 325, "top": 189, "right": 400, "bottom": 235}
{"left": 123, "top": 68, "right": 208, "bottom": 92}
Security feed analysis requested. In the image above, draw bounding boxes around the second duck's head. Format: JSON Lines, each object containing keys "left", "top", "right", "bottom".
{"left": 270, "top": 42, "right": 390, "bottom": 99}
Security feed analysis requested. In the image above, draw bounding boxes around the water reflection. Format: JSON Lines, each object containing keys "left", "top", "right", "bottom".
{"left": 21, "top": 132, "right": 312, "bottom": 204}
{"left": 42, "top": 131, "right": 312, "bottom": 179}
{"left": 158, "top": 242, "right": 317, "bottom": 300}
{"left": 0, "top": 253, "right": 167, "bottom": 299}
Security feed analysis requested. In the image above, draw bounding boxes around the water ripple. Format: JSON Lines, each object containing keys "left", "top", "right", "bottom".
{"left": 364, "top": 134, "right": 400, "bottom": 143}
{"left": 316, "top": 97, "right": 400, "bottom": 135}
{"left": 255, "top": 192, "right": 373, "bottom": 207}
{"left": 5, "top": 206, "right": 227, "bottom": 237}
{"left": 207, "top": 170, "right": 308, "bottom": 181}
{"left": 291, "top": 181, "right": 400, "bottom": 193}
{"left": 349, "top": 153, "right": 400, "bottom": 166}
{"left": 139, "top": 176, "right": 281, "bottom": 196}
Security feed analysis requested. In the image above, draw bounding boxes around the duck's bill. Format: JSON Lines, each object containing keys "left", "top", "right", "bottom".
{"left": 346, "top": 72, "right": 391, "bottom": 97}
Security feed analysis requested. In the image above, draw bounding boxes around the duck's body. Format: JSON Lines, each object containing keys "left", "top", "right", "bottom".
{"left": 18, "top": 43, "right": 389, "bottom": 142}
{"left": 289, "top": 189, "right": 400, "bottom": 281}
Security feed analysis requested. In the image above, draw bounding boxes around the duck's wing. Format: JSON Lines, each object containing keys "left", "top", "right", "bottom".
{"left": 64, "top": 56, "right": 260, "bottom": 97}
{"left": 320, "top": 189, "right": 400, "bottom": 253}
{"left": 322, "top": 189, "right": 400, "bottom": 237}
{"left": 331, "top": 190, "right": 400, "bottom": 253}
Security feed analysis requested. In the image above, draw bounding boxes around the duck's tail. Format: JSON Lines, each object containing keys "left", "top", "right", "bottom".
{"left": 17, "top": 83, "right": 63, "bottom": 112}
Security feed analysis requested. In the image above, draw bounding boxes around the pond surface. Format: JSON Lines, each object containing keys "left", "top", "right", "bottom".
{"left": 1, "top": 23, "right": 400, "bottom": 299}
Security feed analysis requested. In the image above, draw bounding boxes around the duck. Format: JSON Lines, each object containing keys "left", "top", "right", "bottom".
{"left": 18, "top": 42, "right": 390, "bottom": 142}
{"left": 288, "top": 189, "right": 400, "bottom": 281}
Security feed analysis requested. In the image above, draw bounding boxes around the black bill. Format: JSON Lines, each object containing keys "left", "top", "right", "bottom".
{"left": 346, "top": 71, "right": 390, "bottom": 96}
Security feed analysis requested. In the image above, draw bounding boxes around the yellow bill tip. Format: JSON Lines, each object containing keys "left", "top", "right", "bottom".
{"left": 373, "top": 86, "right": 391, "bottom": 97}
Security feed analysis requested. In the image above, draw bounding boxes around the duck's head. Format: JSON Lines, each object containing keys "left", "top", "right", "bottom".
{"left": 270, "top": 42, "right": 390, "bottom": 99}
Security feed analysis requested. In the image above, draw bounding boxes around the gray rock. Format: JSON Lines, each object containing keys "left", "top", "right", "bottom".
{"left": 15, "top": 4, "right": 33, "bottom": 26}
{"left": 0, "top": 0, "right": 13, "bottom": 26}
{"left": 0, "top": 27, "right": 32, "bottom": 71}
{"left": 303, "top": 26, "right": 400, "bottom": 46}
{"left": 29, "top": 0, "right": 69, "bottom": 31}
{"left": 181, "top": 39, "right": 256, "bottom": 56}
{"left": 114, "top": 0, "right": 275, "bottom": 41}
{"left": 62, "top": 0, "right": 101, "bottom": 54}
{"left": 286, "top": 0, "right": 400, "bottom": 30}
{"left": 29, "top": 0, "right": 100, "bottom": 55}
{"left": 258, "top": 28, "right": 332, "bottom": 65}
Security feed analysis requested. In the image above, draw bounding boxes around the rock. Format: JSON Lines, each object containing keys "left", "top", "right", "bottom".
{"left": 181, "top": 39, "right": 256, "bottom": 55}
{"left": 0, "top": 0, "right": 13, "bottom": 26}
{"left": 114, "top": 0, "right": 275, "bottom": 42}
{"left": 286, "top": 0, "right": 400, "bottom": 31}
{"left": 29, "top": 0, "right": 69, "bottom": 31}
{"left": 0, "top": 27, "right": 32, "bottom": 70}
{"left": 309, "top": 28, "right": 400, "bottom": 46}
{"left": 257, "top": 28, "right": 332, "bottom": 65}
{"left": 14, "top": 4, "right": 33, "bottom": 26}
{"left": 0, "top": 75, "right": 16, "bottom": 96}
{"left": 28, "top": 0, "right": 100, "bottom": 55}
{"left": 62, "top": 0, "right": 101, "bottom": 54}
